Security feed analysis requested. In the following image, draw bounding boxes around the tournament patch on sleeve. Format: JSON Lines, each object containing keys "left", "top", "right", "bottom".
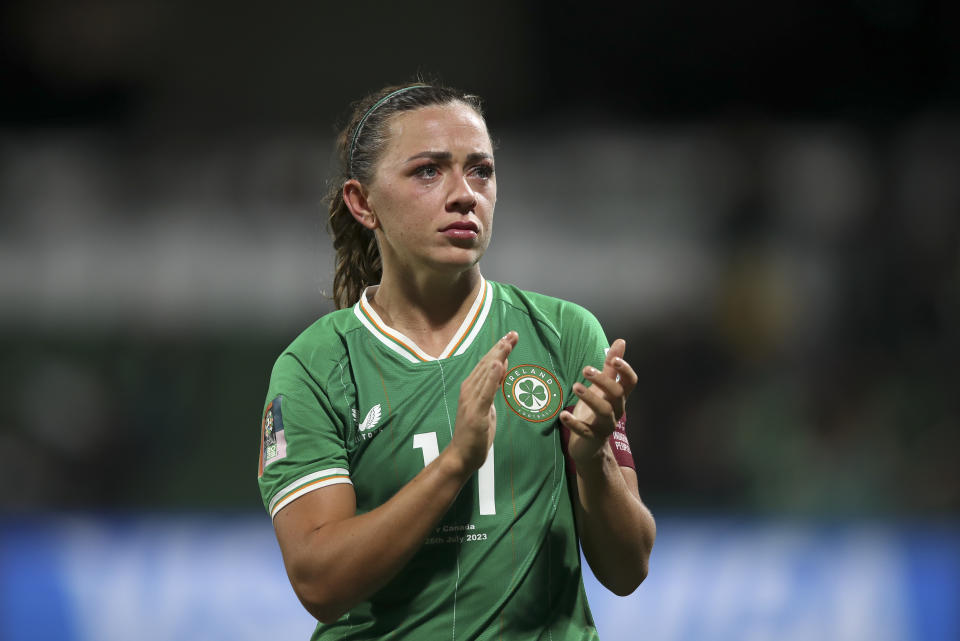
{"left": 258, "top": 395, "right": 288, "bottom": 477}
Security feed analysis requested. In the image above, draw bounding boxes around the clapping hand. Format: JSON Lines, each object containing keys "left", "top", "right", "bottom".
{"left": 559, "top": 339, "right": 637, "bottom": 466}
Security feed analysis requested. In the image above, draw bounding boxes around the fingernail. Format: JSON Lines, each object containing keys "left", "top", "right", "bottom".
{"left": 585, "top": 366, "right": 598, "bottom": 376}
{"left": 613, "top": 357, "right": 624, "bottom": 366}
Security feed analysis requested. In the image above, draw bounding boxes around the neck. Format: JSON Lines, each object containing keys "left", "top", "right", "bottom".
{"left": 367, "top": 266, "right": 483, "bottom": 357}
{"left": 374, "top": 266, "right": 481, "bottom": 327}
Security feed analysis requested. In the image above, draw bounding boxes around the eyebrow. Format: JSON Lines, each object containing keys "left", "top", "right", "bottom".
{"left": 404, "top": 151, "right": 493, "bottom": 163}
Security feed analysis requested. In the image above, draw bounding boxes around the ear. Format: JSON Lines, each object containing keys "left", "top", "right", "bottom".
{"left": 343, "top": 179, "right": 379, "bottom": 231}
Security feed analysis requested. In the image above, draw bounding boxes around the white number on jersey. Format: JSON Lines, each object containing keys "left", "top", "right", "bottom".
{"left": 413, "top": 432, "right": 496, "bottom": 515}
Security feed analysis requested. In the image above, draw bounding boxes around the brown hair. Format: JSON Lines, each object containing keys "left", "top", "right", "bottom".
{"left": 326, "top": 82, "right": 485, "bottom": 309}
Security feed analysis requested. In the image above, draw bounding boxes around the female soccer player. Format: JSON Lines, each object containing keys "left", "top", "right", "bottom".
{"left": 257, "top": 82, "right": 655, "bottom": 640}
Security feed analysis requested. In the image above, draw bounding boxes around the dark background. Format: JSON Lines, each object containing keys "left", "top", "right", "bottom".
{"left": 1, "top": 0, "right": 958, "bottom": 518}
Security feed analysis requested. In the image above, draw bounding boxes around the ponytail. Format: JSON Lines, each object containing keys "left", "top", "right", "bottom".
{"left": 327, "top": 187, "right": 381, "bottom": 310}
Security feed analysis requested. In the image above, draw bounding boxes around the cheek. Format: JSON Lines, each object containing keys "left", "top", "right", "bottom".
{"left": 371, "top": 182, "right": 415, "bottom": 225}
{"left": 481, "top": 180, "right": 496, "bottom": 205}
{"left": 480, "top": 189, "right": 496, "bottom": 218}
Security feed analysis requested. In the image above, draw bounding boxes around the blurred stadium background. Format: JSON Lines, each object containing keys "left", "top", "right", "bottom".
{"left": 1, "top": 1, "right": 958, "bottom": 640}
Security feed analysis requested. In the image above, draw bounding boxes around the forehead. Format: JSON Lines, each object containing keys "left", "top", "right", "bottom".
{"left": 385, "top": 103, "right": 491, "bottom": 157}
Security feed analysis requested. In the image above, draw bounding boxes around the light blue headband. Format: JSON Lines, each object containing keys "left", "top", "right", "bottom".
{"left": 349, "top": 85, "right": 429, "bottom": 177}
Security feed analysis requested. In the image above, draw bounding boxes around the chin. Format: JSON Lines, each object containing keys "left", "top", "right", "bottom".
{"left": 429, "top": 247, "right": 485, "bottom": 272}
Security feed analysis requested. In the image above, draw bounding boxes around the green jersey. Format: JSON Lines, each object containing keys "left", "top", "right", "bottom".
{"left": 258, "top": 279, "right": 616, "bottom": 641}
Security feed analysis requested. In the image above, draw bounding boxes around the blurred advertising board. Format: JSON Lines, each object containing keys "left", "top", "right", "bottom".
{"left": 1, "top": 515, "right": 957, "bottom": 641}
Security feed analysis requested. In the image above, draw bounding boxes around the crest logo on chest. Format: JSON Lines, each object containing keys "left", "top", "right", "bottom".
{"left": 502, "top": 364, "right": 563, "bottom": 422}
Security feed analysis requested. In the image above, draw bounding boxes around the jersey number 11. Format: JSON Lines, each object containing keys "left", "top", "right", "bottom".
{"left": 413, "top": 432, "right": 496, "bottom": 515}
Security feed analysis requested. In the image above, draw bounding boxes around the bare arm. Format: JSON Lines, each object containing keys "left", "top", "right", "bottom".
{"left": 559, "top": 339, "right": 656, "bottom": 596}
{"left": 273, "top": 332, "right": 518, "bottom": 622}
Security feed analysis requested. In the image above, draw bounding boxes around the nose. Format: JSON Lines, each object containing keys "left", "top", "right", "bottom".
{"left": 446, "top": 171, "right": 477, "bottom": 215}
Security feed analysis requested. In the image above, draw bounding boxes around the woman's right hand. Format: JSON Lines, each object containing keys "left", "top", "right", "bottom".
{"left": 447, "top": 331, "right": 517, "bottom": 473}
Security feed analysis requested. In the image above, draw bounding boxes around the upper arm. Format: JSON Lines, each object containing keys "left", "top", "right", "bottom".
{"left": 273, "top": 483, "right": 357, "bottom": 573}
{"left": 258, "top": 354, "right": 353, "bottom": 521}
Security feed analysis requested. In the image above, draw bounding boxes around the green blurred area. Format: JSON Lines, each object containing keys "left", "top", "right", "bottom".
{"left": 1, "top": 330, "right": 290, "bottom": 510}
{"left": 3, "top": 313, "right": 955, "bottom": 517}
{"left": 1, "top": 0, "right": 958, "bottom": 519}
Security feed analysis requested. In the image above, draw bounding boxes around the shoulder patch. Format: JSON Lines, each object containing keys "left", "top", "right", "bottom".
{"left": 258, "top": 396, "right": 288, "bottom": 477}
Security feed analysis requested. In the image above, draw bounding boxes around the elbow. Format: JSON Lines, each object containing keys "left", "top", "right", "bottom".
{"left": 293, "top": 581, "right": 350, "bottom": 624}
{"left": 314, "top": 607, "right": 349, "bottom": 625}
{"left": 586, "top": 519, "right": 655, "bottom": 596}
{"left": 598, "top": 535, "right": 652, "bottom": 596}
{"left": 604, "top": 559, "right": 649, "bottom": 597}
{"left": 287, "top": 559, "right": 352, "bottom": 623}
{"left": 307, "top": 600, "right": 348, "bottom": 625}
{"left": 610, "top": 514, "right": 655, "bottom": 595}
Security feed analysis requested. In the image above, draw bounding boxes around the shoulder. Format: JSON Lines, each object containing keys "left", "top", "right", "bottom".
{"left": 271, "top": 307, "right": 361, "bottom": 383}
{"left": 489, "top": 280, "right": 602, "bottom": 339}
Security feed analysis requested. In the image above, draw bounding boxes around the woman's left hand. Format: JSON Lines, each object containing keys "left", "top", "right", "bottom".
{"left": 559, "top": 338, "right": 637, "bottom": 466}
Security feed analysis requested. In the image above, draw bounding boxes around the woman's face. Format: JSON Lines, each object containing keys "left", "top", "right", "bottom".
{"left": 364, "top": 102, "right": 496, "bottom": 276}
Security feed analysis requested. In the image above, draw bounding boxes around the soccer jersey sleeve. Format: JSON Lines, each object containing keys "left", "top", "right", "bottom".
{"left": 257, "top": 353, "right": 352, "bottom": 519}
{"left": 560, "top": 303, "right": 635, "bottom": 469}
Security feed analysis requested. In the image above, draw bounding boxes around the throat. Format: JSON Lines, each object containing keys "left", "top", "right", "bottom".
{"left": 363, "top": 275, "right": 487, "bottom": 360}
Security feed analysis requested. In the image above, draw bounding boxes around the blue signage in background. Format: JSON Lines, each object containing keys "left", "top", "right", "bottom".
{"left": 585, "top": 518, "right": 960, "bottom": 641}
{"left": 0, "top": 521, "right": 73, "bottom": 641}
{"left": 1, "top": 515, "right": 957, "bottom": 641}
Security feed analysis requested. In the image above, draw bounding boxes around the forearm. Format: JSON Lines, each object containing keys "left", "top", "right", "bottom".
{"left": 282, "top": 449, "right": 472, "bottom": 622}
{"left": 574, "top": 444, "right": 655, "bottom": 596}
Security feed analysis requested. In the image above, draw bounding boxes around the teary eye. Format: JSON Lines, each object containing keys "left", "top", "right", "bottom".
{"left": 414, "top": 164, "right": 439, "bottom": 179}
{"left": 471, "top": 163, "right": 495, "bottom": 180}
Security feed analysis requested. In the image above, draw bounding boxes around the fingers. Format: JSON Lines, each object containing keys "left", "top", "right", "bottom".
{"left": 581, "top": 339, "right": 637, "bottom": 414}
{"left": 467, "top": 332, "right": 516, "bottom": 378}
{"left": 602, "top": 338, "right": 626, "bottom": 377}
{"left": 462, "top": 332, "right": 518, "bottom": 405}
{"left": 611, "top": 353, "right": 638, "bottom": 400}
{"left": 486, "top": 331, "right": 516, "bottom": 387}
{"left": 451, "top": 332, "right": 518, "bottom": 471}
{"left": 488, "top": 331, "right": 518, "bottom": 363}
{"left": 478, "top": 356, "right": 504, "bottom": 406}
{"left": 559, "top": 409, "right": 596, "bottom": 440}
{"left": 584, "top": 358, "right": 637, "bottom": 403}
{"left": 583, "top": 365, "right": 623, "bottom": 404}
{"left": 594, "top": 339, "right": 625, "bottom": 389}
{"left": 572, "top": 381, "right": 615, "bottom": 426}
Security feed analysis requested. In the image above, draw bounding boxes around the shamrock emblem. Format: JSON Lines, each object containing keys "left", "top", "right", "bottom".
{"left": 517, "top": 378, "right": 547, "bottom": 410}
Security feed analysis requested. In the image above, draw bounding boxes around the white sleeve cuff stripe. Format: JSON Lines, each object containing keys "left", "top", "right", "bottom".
{"left": 267, "top": 467, "right": 351, "bottom": 516}
{"left": 269, "top": 476, "right": 352, "bottom": 519}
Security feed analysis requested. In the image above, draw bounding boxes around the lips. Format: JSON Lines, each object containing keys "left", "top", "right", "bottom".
{"left": 440, "top": 220, "right": 480, "bottom": 241}
{"left": 440, "top": 221, "right": 479, "bottom": 233}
